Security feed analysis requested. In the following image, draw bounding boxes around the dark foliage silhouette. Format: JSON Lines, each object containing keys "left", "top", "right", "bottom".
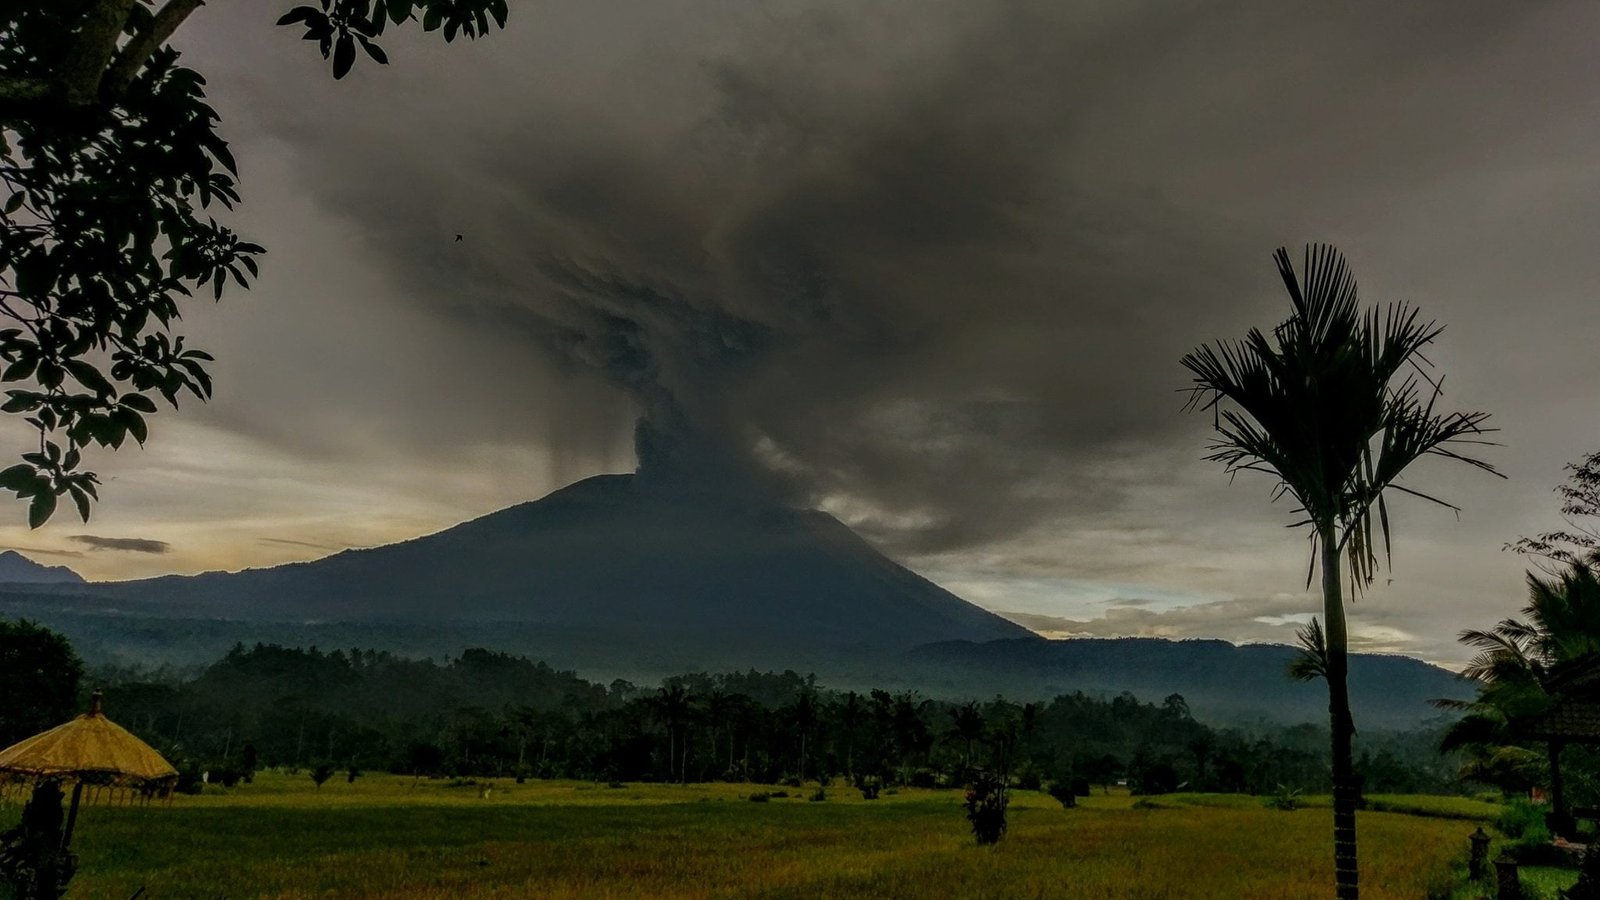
{"left": 963, "top": 772, "right": 1008, "bottom": 845}
{"left": 1511, "top": 450, "right": 1600, "bottom": 572}
{"left": 0, "top": 1, "right": 506, "bottom": 524}
{"left": 1441, "top": 561, "right": 1600, "bottom": 836}
{"left": 0, "top": 619, "right": 82, "bottom": 747}
{"left": 0, "top": 781, "right": 76, "bottom": 900}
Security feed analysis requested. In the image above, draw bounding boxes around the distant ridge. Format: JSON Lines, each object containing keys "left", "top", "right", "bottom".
{"left": 0, "top": 550, "right": 84, "bottom": 585}
{"left": 79, "top": 474, "right": 1032, "bottom": 655}
{"left": 903, "top": 637, "right": 1468, "bottom": 729}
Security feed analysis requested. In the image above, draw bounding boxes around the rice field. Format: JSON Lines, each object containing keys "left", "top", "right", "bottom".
{"left": 1, "top": 773, "right": 1496, "bottom": 898}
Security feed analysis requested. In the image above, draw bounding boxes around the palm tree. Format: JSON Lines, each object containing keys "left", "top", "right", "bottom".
{"left": 890, "top": 692, "right": 932, "bottom": 783}
{"left": 838, "top": 692, "right": 862, "bottom": 779}
{"left": 1442, "top": 562, "right": 1600, "bottom": 832}
{"left": 1181, "top": 244, "right": 1498, "bottom": 899}
{"left": 647, "top": 684, "right": 693, "bottom": 784}
{"left": 787, "top": 691, "right": 818, "bottom": 782}
{"left": 947, "top": 702, "right": 985, "bottom": 774}
{"left": 703, "top": 690, "right": 730, "bottom": 778}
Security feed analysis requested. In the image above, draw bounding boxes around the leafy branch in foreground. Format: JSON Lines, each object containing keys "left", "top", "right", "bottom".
{"left": 0, "top": 1, "right": 508, "bottom": 524}
{"left": 1508, "top": 449, "right": 1600, "bottom": 572}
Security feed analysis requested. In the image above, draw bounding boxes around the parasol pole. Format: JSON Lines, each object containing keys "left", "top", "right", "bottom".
{"left": 59, "top": 691, "right": 103, "bottom": 852}
{"left": 60, "top": 780, "right": 83, "bottom": 851}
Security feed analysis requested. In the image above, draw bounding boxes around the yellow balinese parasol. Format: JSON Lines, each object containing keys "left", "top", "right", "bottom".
{"left": 0, "top": 692, "right": 178, "bottom": 847}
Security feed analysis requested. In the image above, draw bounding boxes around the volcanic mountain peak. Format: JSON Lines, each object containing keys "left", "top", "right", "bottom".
{"left": 90, "top": 474, "right": 1032, "bottom": 656}
{"left": 0, "top": 550, "right": 85, "bottom": 585}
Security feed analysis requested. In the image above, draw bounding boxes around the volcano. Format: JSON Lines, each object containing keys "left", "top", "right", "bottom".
{"left": 84, "top": 475, "right": 1031, "bottom": 658}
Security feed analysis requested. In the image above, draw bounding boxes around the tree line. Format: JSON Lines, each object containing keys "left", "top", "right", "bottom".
{"left": 0, "top": 638, "right": 1455, "bottom": 797}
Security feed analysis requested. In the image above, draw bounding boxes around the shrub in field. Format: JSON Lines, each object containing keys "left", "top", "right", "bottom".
{"left": 1496, "top": 797, "right": 1567, "bottom": 864}
{"left": 212, "top": 768, "right": 243, "bottom": 788}
{"left": 809, "top": 786, "right": 827, "bottom": 802}
{"left": 748, "top": 792, "right": 770, "bottom": 803}
{"left": 175, "top": 762, "right": 205, "bottom": 796}
{"left": 964, "top": 772, "right": 1009, "bottom": 845}
{"left": 1016, "top": 766, "right": 1043, "bottom": 791}
{"left": 858, "top": 775, "right": 882, "bottom": 800}
{"left": 1496, "top": 797, "right": 1549, "bottom": 841}
{"left": 347, "top": 767, "right": 361, "bottom": 784}
{"left": 1265, "top": 784, "right": 1301, "bottom": 812}
{"left": 1048, "top": 781, "right": 1077, "bottom": 809}
{"left": 1129, "top": 759, "right": 1179, "bottom": 796}
{"left": 310, "top": 763, "right": 335, "bottom": 790}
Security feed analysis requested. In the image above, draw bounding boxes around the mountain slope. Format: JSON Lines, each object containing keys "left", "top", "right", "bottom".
{"left": 0, "top": 550, "right": 84, "bottom": 585}
{"left": 87, "top": 474, "right": 1031, "bottom": 654}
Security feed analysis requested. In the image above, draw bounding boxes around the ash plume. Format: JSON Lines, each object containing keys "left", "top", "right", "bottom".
{"left": 243, "top": 0, "right": 1528, "bottom": 552}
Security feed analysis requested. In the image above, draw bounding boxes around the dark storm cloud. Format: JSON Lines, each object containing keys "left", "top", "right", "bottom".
{"left": 151, "top": 0, "right": 1600, "bottom": 660}
{"left": 70, "top": 535, "right": 172, "bottom": 554}
{"left": 231, "top": 0, "right": 1279, "bottom": 552}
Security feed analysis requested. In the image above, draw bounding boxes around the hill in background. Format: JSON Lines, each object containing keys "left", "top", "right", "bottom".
{"left": 0, "top": 550, "right": 84, "bottom": 585}
{"left": 900, "top": 637, "right": 1467, "bottom": 730}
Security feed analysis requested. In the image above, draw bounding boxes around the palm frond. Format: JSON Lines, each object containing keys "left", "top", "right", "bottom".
{"left": 1288, "top": 618, "right": 1329, "bottom": 682}
{"left": 1181, "top": 244, "right": 1499, "bottom": 593}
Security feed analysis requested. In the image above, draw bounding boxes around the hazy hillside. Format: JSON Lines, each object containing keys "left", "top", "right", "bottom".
{"left": 901, "top": 637, "right": 1468, "bottom": 729}
{"left": 0, "top": 587, "right": 1465, "bottom": 726}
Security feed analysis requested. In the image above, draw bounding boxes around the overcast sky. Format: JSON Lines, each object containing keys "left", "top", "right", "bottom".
{"left": 5, "top": 0, "right": 1598, "bottom": 666}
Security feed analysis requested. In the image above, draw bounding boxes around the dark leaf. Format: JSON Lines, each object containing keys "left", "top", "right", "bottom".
{"left": 0, "top": 464, "right": 34, "bottom": 492}
{"left": 357, "top": 35, "right": 389, "bottom": 64}
{"left": 333, "top": 32, "right": 357, "bottom": 78}
{"left": 276, "top": 6, "right": 321, "bottom": 26}
{"left": 27, "top": 490, "right": 55, "bottom": 529}
{"left": 120, "top": 394, "right": 158, "bottom": 414}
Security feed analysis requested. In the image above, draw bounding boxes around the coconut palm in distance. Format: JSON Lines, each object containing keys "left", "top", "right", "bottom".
{"left": 1180, "top": 245, "right": 1499, "bottom": 900}
{"left": 1442, "top": 562, "right": 1600, "bottom": 834}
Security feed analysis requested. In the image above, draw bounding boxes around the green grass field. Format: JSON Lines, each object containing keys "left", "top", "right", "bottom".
{"left": 0, "top": 773, "right": 1504, "bottom": 898}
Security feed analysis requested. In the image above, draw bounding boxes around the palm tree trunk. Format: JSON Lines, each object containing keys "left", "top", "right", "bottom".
{"left": 1322, "top": 527, "right": 1359, "bottom": 900}
{"left": 1549, "top": 740, "right": 1569, "bottom": 837}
